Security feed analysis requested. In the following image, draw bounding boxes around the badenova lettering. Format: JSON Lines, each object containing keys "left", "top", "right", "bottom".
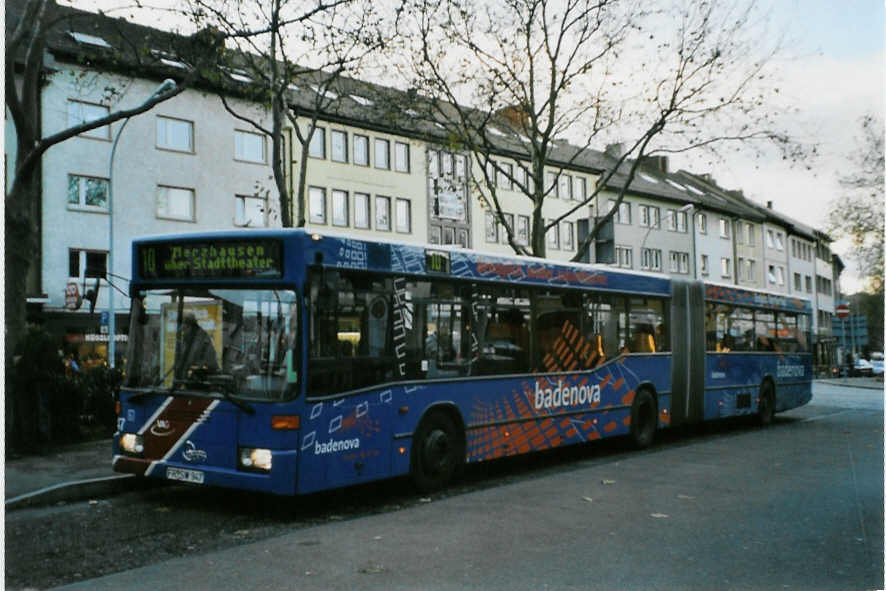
{"left": 534, "top": 380, "right": 601, "bottom": 410}
{"left": 314, "top": 438, "right": 361, "bottom": 455}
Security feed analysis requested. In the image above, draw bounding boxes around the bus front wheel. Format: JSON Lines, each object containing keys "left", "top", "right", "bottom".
{"left": 411, "top": 410, "right": 462, "bottom": 493}
{"left": 630, "top": 389, "right": 657, "bottom": 449}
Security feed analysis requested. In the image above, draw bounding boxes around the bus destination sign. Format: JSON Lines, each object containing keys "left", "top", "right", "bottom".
{"left": 139, "top": 239, "right": 283, "bottom": 279}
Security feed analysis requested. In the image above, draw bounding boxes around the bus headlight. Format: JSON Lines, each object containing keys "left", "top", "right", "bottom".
{"left": 239, "top": 447, "right": 272, "bottom": 472}
{"left": 120, "top": 433, "right": 144, "bottom": 455}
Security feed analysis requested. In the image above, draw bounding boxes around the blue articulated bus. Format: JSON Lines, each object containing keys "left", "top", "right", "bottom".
{"left": 113, "top": 229, "right": 813, "bottom": 494}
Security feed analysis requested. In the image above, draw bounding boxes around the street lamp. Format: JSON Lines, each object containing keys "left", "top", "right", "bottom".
{"left": 107, "top": 78, "right": 176, "bottom": 368}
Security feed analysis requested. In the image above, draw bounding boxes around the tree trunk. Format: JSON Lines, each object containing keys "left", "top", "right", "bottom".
{"left": 5, "top": 173, "right": 39, "bottom": 357}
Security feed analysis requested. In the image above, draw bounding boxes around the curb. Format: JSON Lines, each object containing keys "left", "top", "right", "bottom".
{"left": 5, "top": 474, "right": 139, "bottom": 511}
{"left": 817, "top": 379, "right": 884, "bottom": 391}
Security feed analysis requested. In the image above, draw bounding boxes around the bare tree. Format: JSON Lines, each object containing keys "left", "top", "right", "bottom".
{"left": 4, "top": 0, "right": 221, "bottom": 353}
{"left": 828, "top": 114, "right": 885, "bottom": 293}
{"left": 395, "top": 0, "right": 792, "bottom": 260}
{"left": 185, "top": 0, "right": 393, "bottom": 227}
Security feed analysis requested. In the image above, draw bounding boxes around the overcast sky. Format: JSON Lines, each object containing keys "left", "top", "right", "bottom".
{"left": 67, "top": 0, "right": 884, "bottom": 292}
{"left": 672, "top": 0, "right": 884, "bottom": 293}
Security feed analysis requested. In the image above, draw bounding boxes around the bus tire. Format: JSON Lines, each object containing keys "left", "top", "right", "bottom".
{"left": 757, "top": 380, "right": 775, "bottom": 426}
{"left": 411, "top": 410, "right": 462, "bottom": 493}
{"left": 630, "top": 389, "right": 657, "bottom": 449}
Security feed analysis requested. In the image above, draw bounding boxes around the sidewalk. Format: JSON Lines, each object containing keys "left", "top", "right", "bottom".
{"left": 4, "top": 439, "right": 135, "bottom": 510}
{"left": 817, "top": 375, "right": 884, "bottom": 390}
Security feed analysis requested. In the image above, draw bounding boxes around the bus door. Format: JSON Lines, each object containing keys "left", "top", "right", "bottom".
{"left": 670, "top": 279, "right": 705, "bottom": 426}
{"left": 299, "top": 268, "right": 396, "bottom": 492}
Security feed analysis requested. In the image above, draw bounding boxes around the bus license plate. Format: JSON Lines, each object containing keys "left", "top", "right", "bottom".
{"left": 166, "top": 467, "right": 204, "bottom": 484}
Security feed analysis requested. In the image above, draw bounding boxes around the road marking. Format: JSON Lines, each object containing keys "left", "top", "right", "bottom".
{"left": 801, "top": 409, "right": 855, "bottom": 423}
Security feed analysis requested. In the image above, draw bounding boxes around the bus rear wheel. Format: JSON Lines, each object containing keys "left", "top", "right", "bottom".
{"left": 411, "top": 410, "right": 462, "bottom": 493}
{"left": 630, "top": 389, "right": 657, "bottom": 449}
{"left": 757, "top": 381, "right": 775, "bottom": 426}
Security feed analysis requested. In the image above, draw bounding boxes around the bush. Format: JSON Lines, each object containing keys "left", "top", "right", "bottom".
{"left": 7, "top": 327, "right": 121, "bottom": 455}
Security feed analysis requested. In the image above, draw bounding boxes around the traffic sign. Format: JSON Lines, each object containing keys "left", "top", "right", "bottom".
{"left": 835, "top": 303, "right": 850, "bottom": 319}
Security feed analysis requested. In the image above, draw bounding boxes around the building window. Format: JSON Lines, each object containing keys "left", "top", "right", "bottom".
{"left": 354, "top": 134, "right": 369, "bottom": 166}
{"left": 331, "top": 130, "right": 348, "bottom": 163}
{"left": 639, "top": 205, "right": 660, "bottom": 228}
{"left": 394, "top": 142, "right": 410, "bottom": 173}
{"left": 775, "top": 232, "right": 784, "bottom": 251}
{"left": 375, "top": 196, "right": 391, "bottom": 230}
{"left": 234, "top": 194, "right": 266, "bottom": 227}
{"left": 156, "top": 116, "right": 193, "bottom": 152}
{"left": 805, "top": 275, "right": 812, "bottom": 293}
{"left": 69, "top": 249, "right": 107, "bottom": 279}
{"left": 485, "top": 211, "right": 498, "bottom": 242}
{"left": 67, "top": 100, "right": 109, "bottom": 140}
{"left": 455, "top": 154, "right": 467, "bottom": 179}
{"left": 234, "top": 130, "right": 266, "bottom": 163}
{"left": 546, "top": 172, "right": 558, "bottom": 197}
{"left": 558, "top": 174, "right": 572, "bottom": 200}
{"left": 67, "top": 174, "right": 108, "bottom": 210}
{"left": 666, "top": 209, "right": 678, "bottom": 231}
{"left": 766, "top": 229, "right": 775, "bottom": 249}
{"left": 776, "top": 266, "right": 785, "bottom": 286}
{"left": 500, "top": 213, "right": 514, "bottom": 243}
{"left": 721, "top": 257, "right": 731, "bottom": 278}
{"left": 767, "top": 265, "right": 776, "bottom": 284}
{"left": 641, "top": 248, "right": 661, "bottom": 271}
{"left": 719, "top": 218, "right": 730, "bottom": 239}
{"left": 354, "top": 192, "right": 371, "bottom": 229}
{"left": 374, "top": 139, "right": 390, "bottom": 170}
{"left": 499, "top": 162, "right": 514, "bottom": 190}
{"left": 747, "top": 259, "right": 756, "bottom": 282}
{"left": 516, "top": 214, "right": 529, "bottom": 245}
{"left": 332, "top": 189, "right": 349, "bottom": 227}
{"left": 547, "top": 220, "right": 560, "bottom": 249}
{"left": 745, "top": 223, "right": 755, "bottom": 246}
{"left": 395, "top": 198, "right": 411, "bottom": 233}
{"left": 700, "top": 254, "right": 709, "bottom": 276}
{"left": 670, "top": 251, "right": 689, "bottom": 274}
{"left": 794, "top": 272, "right": 802, "bottom": 292}
{"left": 615, "top": 246, "right": 633, "bottom": 269}
{"left": 573, "top": 176, "right": 586, "bottom": 202}
{"left": 156, "top": 185, "right": 195, "bottom": 221}
{"left": 308, "top": 126, "right": 326, "bottom": 158}
{"left": 697, "top": 213, "right": 707, "bottom": 234}
{"left": 676, "top": 211, "right": 688, "bottom": 233}
{"left": 562, "top": 221, "right": 575, "bottom": 250}
{"left": 308, "top": 186, "right": 326, "bottom": 224}
{"left": 609, "top": 200, "right": 631, "bottom": 224}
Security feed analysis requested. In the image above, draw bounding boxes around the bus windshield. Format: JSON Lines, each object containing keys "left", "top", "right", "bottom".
{"left": 125, "top": 288, "right": 299, "bottom": 400}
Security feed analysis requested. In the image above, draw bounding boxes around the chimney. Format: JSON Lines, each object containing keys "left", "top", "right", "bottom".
{"left": 496, "top": 104, "right": 529, "bottom": 128}
{"left": 646, "top": 155, "right": 668, "bottom": 174}
{"left": 766, "top": 200, "right": 773, "bottom": 209}
{"left": 605, "top": 143, "right": 624, "bottom": 158}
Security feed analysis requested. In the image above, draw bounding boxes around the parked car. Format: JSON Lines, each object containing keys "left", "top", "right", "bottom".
{"left": 870, "top": 352, "right": 884, "bottom": 376}
{"left": 851, "top": 357, "right": 874, "bottom": 377}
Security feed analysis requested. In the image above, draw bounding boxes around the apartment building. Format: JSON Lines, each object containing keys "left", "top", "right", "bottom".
{"left": 6, "top": 1, "right": 842, "bottom": 370}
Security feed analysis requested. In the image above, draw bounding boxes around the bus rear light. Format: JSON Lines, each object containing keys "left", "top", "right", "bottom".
{"left": 271, "top": 415, "right": 300, "bottom": 430}
{"left": 115, "top": 401, "right": 121, "bottom": 416}
{"left": 398, "top": 406, "right": 409, "bottom": 415}
{"left": 398, "top": 447, "right": 407, "bottom": 455}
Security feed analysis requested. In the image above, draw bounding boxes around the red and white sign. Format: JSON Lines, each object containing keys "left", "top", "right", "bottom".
{"left": 64, "top": 282, "right": 81, "bottom": 310}
{"left": 835, "top": 304, "right": 850, "bottom": 319}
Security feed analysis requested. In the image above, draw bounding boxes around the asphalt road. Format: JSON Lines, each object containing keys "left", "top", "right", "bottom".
{"left": 7, "top": 381, "right": 883, "bottom": 591}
